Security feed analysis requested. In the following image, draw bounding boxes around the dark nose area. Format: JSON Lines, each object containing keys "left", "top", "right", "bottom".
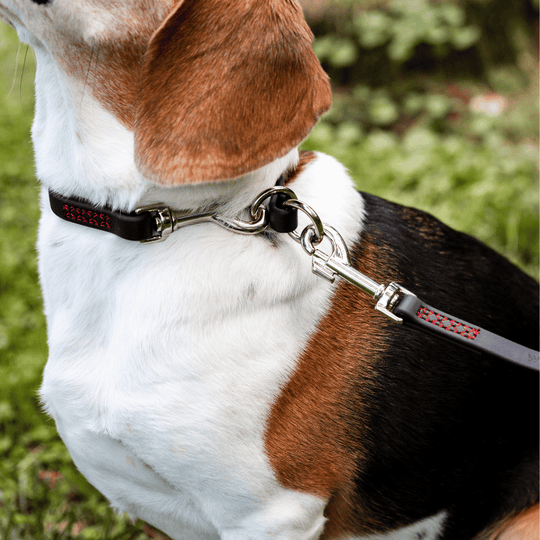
{"left": 31, "top": 0, "right": 51, "bottom": 4}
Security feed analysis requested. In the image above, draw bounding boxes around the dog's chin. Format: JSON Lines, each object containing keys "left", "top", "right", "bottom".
{"left": 2, "top": 18, "right": 43, "bottom": 48}
{"left": 0, "top": 9, "right": 18, "bottom": 28}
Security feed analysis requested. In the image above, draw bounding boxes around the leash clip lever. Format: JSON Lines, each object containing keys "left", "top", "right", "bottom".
{"left": 303, "top": 225, "right": 415, "bottom": 324}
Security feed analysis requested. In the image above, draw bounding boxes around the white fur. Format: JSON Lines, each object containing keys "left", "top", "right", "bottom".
{"left": 349, "top": 512, "right": 447, "bottom": 540}
{"left": 37, "top": 148, "right": 362, "bottom": 539}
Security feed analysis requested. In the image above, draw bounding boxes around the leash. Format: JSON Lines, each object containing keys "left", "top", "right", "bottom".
{"left": 48, "top": 187, "right": 540, "bottom": 371}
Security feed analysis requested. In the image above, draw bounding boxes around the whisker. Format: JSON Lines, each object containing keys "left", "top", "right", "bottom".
{"left": 94, "top": 44, "right": 101, "bottom": 71}
{"left": 80, "top": 46, "right": 95, "bottom": 113}
{"left": 19, "top": 46, "right": 30, "bottom": 100}
{"left": 7, "top": 40, "right": 21, "bottom": 98}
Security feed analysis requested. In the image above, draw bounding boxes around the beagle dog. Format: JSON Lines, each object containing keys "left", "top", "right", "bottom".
{"left": 0, "top": 0, "right": 538, "bottom": 539}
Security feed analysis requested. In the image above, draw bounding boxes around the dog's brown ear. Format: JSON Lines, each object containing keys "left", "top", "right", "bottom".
{"left": 134, "top": 0, "right": 331, "bottom": 185}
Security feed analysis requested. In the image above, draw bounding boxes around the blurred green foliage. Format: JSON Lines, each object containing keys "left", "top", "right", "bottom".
{"left": 0, "top": 0, "right": 538, "bottom": 536}
{"left": 304, "top": 125, "right": 538, "bottom": 273}
{"left": 315, "top": 0, "right": 481, "bottom": 66}
{"left": 303, "top": 0, "right": 538, "bottom": 276}
{"left": 309, "top": 0, "right": 538, "bottom": 82}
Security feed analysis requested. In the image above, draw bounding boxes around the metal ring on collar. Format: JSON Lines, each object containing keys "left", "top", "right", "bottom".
{"left": 250, "top": 186, "right": 297, "bottom": 218}
{"left": 284, "top": 199, "right": 325, "bottom": 245}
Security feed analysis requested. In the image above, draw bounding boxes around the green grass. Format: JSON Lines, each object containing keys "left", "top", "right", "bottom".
{"left": 0, "top": 16, "right": 538, "bottom": 540}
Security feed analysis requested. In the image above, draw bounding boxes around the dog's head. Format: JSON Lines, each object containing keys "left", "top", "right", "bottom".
{"left": 0, "top": 0, "right": 331, "bottom": 185}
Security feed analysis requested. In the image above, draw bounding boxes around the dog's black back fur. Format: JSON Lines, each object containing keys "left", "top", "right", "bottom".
{"left": 350, "top": 193, "right": 539, "bottom": 539}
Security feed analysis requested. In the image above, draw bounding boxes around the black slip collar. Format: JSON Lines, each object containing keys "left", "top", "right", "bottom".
{"left": 47, "top": 175, "right": 296, "bottom": 243}
{"left": 48, "top": 191, "right": 156, "bottom": 241}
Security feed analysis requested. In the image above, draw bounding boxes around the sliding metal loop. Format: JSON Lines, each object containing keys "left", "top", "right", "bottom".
{"left": 284, "top": 199, "right": 325, "bottom": 245}
{"left": 211, "top": 207, "right": 269, "bottom": 235}
{"left": 250, "top": 186, "right": 297, "bottom": 219}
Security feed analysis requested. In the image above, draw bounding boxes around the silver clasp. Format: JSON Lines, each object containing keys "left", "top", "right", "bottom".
{"left": 134, "top": 202, "right": 270, "bottom": 243}
{"left": 134, "top": 204, "right": 176, "bottom": 244}
{"left": 134, "top": 185, "right": 298, "bottom": 243}
{"left": 293, "top": 223, "right": 414, "bottom": 323}
{"left": 297, "top": 224, "right": 385, "bottom": 297}
{"left": 135, "top": 204, "right": 219, "bottom": 243}
{"left": 374, "top": 282, "right": 416, "bottom": 323}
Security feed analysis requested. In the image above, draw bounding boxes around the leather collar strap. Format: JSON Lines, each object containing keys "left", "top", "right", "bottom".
{"left": 394, "top": 294, "right": 539, "bottom": 371}
{"left": 48, "top": 176, "right": 297, "bottom": 243}
{"left": 49, "top": 191, "right": 156, "bottom": 241}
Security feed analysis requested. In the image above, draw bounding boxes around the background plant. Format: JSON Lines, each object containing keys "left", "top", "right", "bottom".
{"left": 305, "top": 0, "right": 538, "bottom": 275}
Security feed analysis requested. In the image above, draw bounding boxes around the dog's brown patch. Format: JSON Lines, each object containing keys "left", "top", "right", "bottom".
{"left": 483, "top": 504, "right": 539, "bottom": 540}
{"left": 58, "top": 3, "right": 172, "bottom": 129}
{"left": 135, "top": 0, "right": 331, "bottom": 184}
{"left": 51, "top": 1, "right": 330, "bottom": 185}
{"left": 264, "top": 233, "right": 395, "bottom": 537}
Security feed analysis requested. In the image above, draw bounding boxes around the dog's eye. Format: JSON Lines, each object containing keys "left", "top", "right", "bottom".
{"left": 31, "top": 0, "right": 51, "bottom": 4}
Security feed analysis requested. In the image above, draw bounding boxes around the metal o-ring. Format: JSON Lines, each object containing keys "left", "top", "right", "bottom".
{"left": 250, "top": 186, "right": 297, "bottom": 219}
{"left": 283, "top": 199, "right": 324, "bottom": 245}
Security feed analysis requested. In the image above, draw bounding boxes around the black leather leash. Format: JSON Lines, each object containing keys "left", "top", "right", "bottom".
{"left": 394, "top": 294, "right": 539, "bottom": 371}
{"left": 48, "top": 187, "right": 539, "bottom": 371}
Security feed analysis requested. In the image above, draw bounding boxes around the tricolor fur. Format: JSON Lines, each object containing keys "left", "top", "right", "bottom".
{"left": 0, "top": 0, "right": 537, "bottom": 539}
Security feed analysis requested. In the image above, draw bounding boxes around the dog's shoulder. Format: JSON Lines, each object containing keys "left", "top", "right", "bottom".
{"left": 266, "top": 187, "right": 538, "bottom": 539}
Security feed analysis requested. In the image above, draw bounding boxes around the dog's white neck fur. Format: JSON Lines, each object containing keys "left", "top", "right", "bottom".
{"left": 31, "top": 47, "right": 144, "bottom": 208}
